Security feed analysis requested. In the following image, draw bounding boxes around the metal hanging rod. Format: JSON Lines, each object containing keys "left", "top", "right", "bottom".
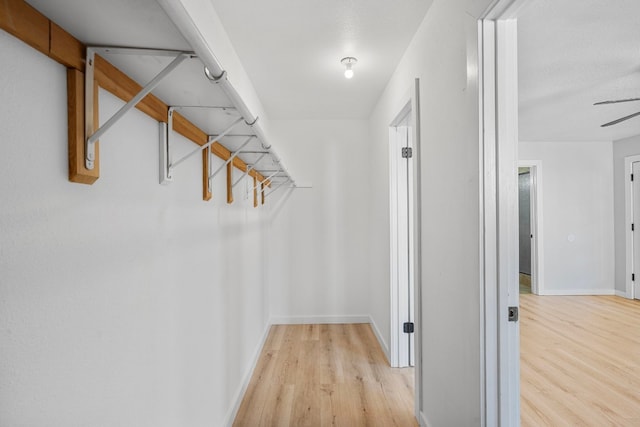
{"left": 231, "top": 152, "right": 268, "bottom": 188}
{"left": 156, "top": 1, "right": 297, "bottom": 189}
{"left": 236, "top": 151, "right": 270, "bottom": 154}
{"left": 84, "top": 46, "right": 196, "bottom": 170}
{"left": 207, "top": 136, "right": 255, "bottom": 182}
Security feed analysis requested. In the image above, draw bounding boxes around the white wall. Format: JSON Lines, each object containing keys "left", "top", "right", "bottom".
{"left": 0, "top": 30, "right": 270, "bottom": 427}
{"left": 266, "top": 120, "right": 372, "bottom": 326}
{"left": 612, "top": 134, "right": 640, "bottom": 293}
{"left": 368, "top": 0, "right": 492, "bottom": 424}
{"left": 520, "top": 141, "right": 615, "bottom": 294}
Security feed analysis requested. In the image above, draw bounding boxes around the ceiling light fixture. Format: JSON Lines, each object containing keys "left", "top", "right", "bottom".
{"left": 341, "top": 57, "right": 357, "bottom": 79}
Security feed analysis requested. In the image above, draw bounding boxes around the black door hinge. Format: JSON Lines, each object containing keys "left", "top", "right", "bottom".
{"left": 632, "top": 173, "right": 635, "bottom": 182}
{"left": 401, "top": 147, "right": 412, "bottom": 158}
{"left": 508, "top": 306, "right": 519, "bottom": 322}
{"left": 633, "top": 223, "right": 635, "bottom": 232}
{"left": 403, "top": 322, "right": 414, "bottom": 333}
{"left": 633, "top": 273, "right": 636, "bottom": 282}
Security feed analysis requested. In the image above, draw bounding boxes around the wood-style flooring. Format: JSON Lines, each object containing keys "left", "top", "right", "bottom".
{"left": 521, "top": 294, "right": 640, "bottom": 426}
{"left": 233, "top": 323, "right": 417, "bottom": 427}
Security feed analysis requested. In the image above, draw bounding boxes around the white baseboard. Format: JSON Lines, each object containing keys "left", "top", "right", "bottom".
{"left": 419, "top": 411, "right": 429, "bottom": 427}
{"left": 269, "top": 315, "right": 371, "bottom": 325}
{"left": 615, "top": 290, "right": 628, "bottom": 298}
{"left": 368, "top": 315, "right": 390, "bottom": 363}
{"left": 539, "top": 289, "right": 615, "bottom": 296}
{"left": 224, "top": 320, "right": 272, "bottom": 427}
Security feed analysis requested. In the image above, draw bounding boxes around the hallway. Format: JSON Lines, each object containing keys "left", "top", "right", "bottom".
{"left": 233, "top": 324, "right": 417, "bottom": 427}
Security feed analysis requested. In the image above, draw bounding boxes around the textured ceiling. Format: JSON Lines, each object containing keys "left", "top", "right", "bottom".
{"left": 518, "top": 0, "right": 640, "bottom": 142}
{"left": 209, "top": 0, "right": 433, "bottom": 120}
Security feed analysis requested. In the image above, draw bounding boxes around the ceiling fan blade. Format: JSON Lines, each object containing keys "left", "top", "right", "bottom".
{"left": 594, "top": 97, "right": 640, "bottom": 106}
{"left": 601, "top": 111, "right": 640, "bottom": 127}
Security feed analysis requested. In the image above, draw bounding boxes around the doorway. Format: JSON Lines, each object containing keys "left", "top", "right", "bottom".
{"left": 389, "top": 102, "right": 415, "bottom": 368}
{"left": 518, "top": 168, "right": 532, "bottom": 294}
{"left": 626, "top": 156, "right": 640, "bottom": 300}
{"left": 517, "top": 161, "right": 542, "bottom": 295}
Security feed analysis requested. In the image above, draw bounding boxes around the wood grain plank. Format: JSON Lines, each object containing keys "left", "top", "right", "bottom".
{"left": 202, "top": 147, "right": 211, "bottom": 201}
{"left": 226, "top": 162, "right": 233, "bottom": 204}
{"left": 233, "top": 324, "right": 417, "bottom": 427}
{"left": 0, "top": 0, "right": 49, "bottom": 55}
{"left": 253, "top": 176, "right": 258, "bottom": 208}
{"left": 49, "top": 22, "right": 84, "bottom": 70}
{"left": 521, "top": 295, "right": 640, "bottom": 426}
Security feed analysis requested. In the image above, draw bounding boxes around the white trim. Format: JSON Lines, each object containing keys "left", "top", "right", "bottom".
{"left": 223, "top": 320, "right": 272, "bottom": 427}
{"left": 369, "top": 315, "right": 390, "bottom": 362}
{"left": 389, "top": 91, "right": 417, "bottom": 370}
{"left": 495, "top": 19, "right": 520, "bottom": 427}
{"left": 540, "top": 289, "right": 615, "bottom": 296}
{"left": 479, "top": 3, "right": 522, "bottom": 424}
{"left": 419, "top": 411, "right": 429, "bottom": 427}
{"left": 479, "top": 18, "right": 498, "bottom": 427}
{"left": 269, "top": 315, "right": 371, "bottom": 325}
{"left": 410, "top": 78, "right": 423, "bottom": 420}
{"left": 615, "top": 290, "right": 628, "bottom": 298}
{"left": 624, "top": 155, "right": 640, "bottom": 299}
{"left": 389, "top": 123, "right": 400, "bottom": 367}
{"left": 518, "top": 161, "right": 544, "bottom": 295}
{"left": 483, "top": 0, "right": 531, "bottom": 19}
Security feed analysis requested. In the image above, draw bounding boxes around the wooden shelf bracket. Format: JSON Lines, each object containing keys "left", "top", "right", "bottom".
{"left": 84, "top": 46, "right": 195, "bottom": 170}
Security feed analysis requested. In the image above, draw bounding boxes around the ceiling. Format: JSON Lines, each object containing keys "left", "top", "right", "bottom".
{"left": 518, "top": 0, "right": 640, "bottom": 142}
{"left": 27, "top": 0, "right": 640, "bottom": 145}
{"left": 209, "top": 0, "right": 433, "bottom": 120}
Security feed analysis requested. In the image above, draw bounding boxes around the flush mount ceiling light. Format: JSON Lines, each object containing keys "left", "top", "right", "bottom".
{"left": 341, "top": 57, "right": 358, "bottom": 79}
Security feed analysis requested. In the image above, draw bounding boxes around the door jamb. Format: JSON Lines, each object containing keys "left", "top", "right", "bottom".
{"left": 625, "top": 155, "right": 640, "bottom": 299}
{"left": 479, "top": 0, "right": 527, "bottom": 425}
{"left": 387, "top": 79, "right": 423, "bottom": 422}
{"left": 389, "top": 101, "right": 413, "bottom": 368}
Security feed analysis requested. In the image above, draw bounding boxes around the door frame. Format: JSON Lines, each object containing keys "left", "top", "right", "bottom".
{"left": 518, "top": 161, "right": 544, "bottom": 295}
{"left": 625, "top": 155, "right": 640, "bottom": 299}
{"left": 389, "top": 101, "right": 415, "bottom": 368}
{"left": 386, "top": 78, "right": 423, "bottom": 420}
{"left": 479, "top": 0, "right": 529, "bottom": 425}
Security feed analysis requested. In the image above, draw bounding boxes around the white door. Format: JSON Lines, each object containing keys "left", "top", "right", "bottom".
{"left": 633, "top": 162, "right": 640, "bottom": 299}
{"left": 389, "top": 109, "right": 415, "bottom": 368}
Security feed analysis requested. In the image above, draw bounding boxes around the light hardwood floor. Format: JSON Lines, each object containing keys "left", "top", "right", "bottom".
{"left": 521, "top": 294, "right": 640, "bottom": 426}
{"left": 233, "top": 323, "right": 417, "bottom": 427}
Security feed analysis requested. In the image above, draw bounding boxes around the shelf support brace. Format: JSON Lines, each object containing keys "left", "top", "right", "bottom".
{"left": 164, "top": 116, "right": 243, "bottom": 177}
{"left": 265, "top": 178, "right": 292, "bottom": 197}
{"left": 207, "top": 136, "right": 255, "bottom": 185}
{"left": 251, "top": 169, "right": 281, "bottom": 194}
{"left": 85, "top": 48, "right": 190, "bottom": 170}
{"left": 232, "top": 152, "right": 268, "bottom": 188}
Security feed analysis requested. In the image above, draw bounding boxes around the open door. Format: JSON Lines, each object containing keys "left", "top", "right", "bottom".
{"left": 633, "top": 161, "right": 640, "bottom": 299}
{"left": 389, "top": 104, "right": 415, "bottom": 368}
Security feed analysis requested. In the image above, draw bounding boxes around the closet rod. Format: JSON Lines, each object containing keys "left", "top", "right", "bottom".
{"left": 157, "top": 0, "right": 295, "bottom": 188}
